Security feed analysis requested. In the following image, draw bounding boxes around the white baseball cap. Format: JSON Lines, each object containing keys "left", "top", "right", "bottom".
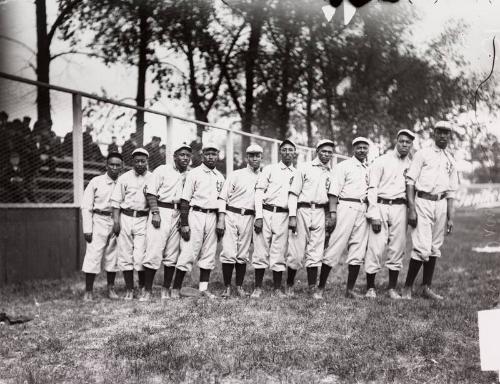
{"left": 316, "top": 139, "right": 335, "bottom": 150}
{"left": 397, "top": 129, "right": 416, "bottom": 140}
{"left": 202, "top": 142, "right": 219, "bottom": 152}
{"left": 132, "top": 148, "right": 149, "bottom": 157}
{"left": 434, "top": 121, "right": 453, "bottom": 131}
{"left": 174, "top": 142, "right": 192, "bottom": 153}
{"left": 246, "top": 144, "right": 263, "bottom": 154}
{"left": 352, "top": 136, "right": 369, "bottom": 146}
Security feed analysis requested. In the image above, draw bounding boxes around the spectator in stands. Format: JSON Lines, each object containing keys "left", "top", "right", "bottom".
{"left": 145, "top": 136, "right": 163, "bottom": 170}
{"left": 159, "top": 144, "right": 166, "bottom": 164}
{"left": 0, "top": 152, "right": 29, "bottom": 203}
{"left": 108, "top": 136, "right": 119, "bottom": 154}
{"left": 83, "top": 126, "right": 104, "bottom": 162}
{"left": 122, "top": 132, "right": 137, "bottom": 166}
{"left": 189, "top": 137, "right": 203, "bottom": 168}
{"left": 62, "top": 131, "right": 73, "bottom": 158}
{"left": 0, "top": 111, "right": 7, "bottom": 129}
{"left": 22, "top": 116, "right": 31, "bottom": 134}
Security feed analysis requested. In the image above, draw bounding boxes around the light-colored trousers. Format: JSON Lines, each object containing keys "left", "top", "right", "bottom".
{"left": 410, "top": 196, "right": 447, "bottom": 262}
{"left": 323, "top": 201, "right": 369, "bottom": 267}
{"left": 176, "top": 210, "right": 217, "bottom": 272}
{"left": 143, "top": 207, "right": 181, "bottom": 270}
{"left": 287, "top": 207, "right": 325, "bottom": 270}
{"left": 365, "top": 203, "right": 407, "bottom": 274}
{"left": 252, "top": 210, "right": 289, "bottom": 272}
{"left": 220, "top": 211, "right": 254, "bottom": 264}
{"left": 82, "top": 214, "right": 118, "bottom": 274}
{"left": 117, "top": 215, "right": 147, "bottom": 271}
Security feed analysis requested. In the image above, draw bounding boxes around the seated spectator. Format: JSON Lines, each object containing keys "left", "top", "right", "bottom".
{"left": 108, "top": 136, "right": 119, "bottom": 154}
{"left": 145, "top": 136, "right": 162, "bottom": 170}
{"left": 0, "top": 152, "right": 29, "bottom": 203}
{"left": 62, "top": 131, "right": 73, "bottom": 158}
{"left": 122, "top": 132, "right": 137, "bottom": 166}
{"left": 0, "top": 111, "right": 8, "bottom": 130}
{"left": 159, "top": 144, "right": 166, "bottom": 164}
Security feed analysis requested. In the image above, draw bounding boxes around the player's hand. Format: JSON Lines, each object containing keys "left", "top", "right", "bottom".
{"left": 288, "top": 216, "right": 297, "bottom": 234}
{"left": 151, "top": 212, "right": 161, "bottom": 229}
{"left": 325, "top": 216, "right": 334, "bottom": 234}
{"left": 330, "top": 212, "right": 337, "bottom": 231}
{"left": 254, "top": 218, "right": 263, "bottom": 234}
{"left": 371, "top": 219, "right": 382, "bottom": 234}
{"left": 113, "top": 221, "right": 120, "bottom": 236}
{"left": 216, "top": 219, "right": 225, "bottom": 242}
{"left": 180, "top": 225, "right": 191, "bottom": 241}
{"left": 408, "top": 208, "right": 417, "bottom": 228}
{"left": 84, "top": 233, "right": 92, "bottom": 243}
{"left": 446, "top": 218, "right": 453, "bottom": 235}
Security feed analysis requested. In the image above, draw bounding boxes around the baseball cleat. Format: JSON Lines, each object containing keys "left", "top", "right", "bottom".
{"left": 200, "top": 290, "right": 217, "bottom": 299}
{"left": 235, "top": 286, "right": 248, "bottom": 298}
{"left": 345, "top": 289, "right": 363, "bottom": 299}
{"left": 365, "top": 288, "right": 377, "bottom": 299}
{"left": 285, "top": 286, "right": 295, "bottom": 298}
{"left": 388, "top": 288, "right": 402, "bottom": 300}
{"left": 139, "top": 291, "right": 152, "bottom": 302}
{"left": 273, "top": 289, "right": 287, "bottom": 298}
{"left": 310, "top": 287, "right": 324, "bottom": 300}
{"left": 107, "top": 287, "right": 119, "bottom": 300}
{"left": 221, "top": 286, "right": 232, "bottom": 298}
{"left": 422, "top": 286, "right": 444, "bottom": 301}
{"left": 83, "top": 292, "right": 93, "bottom": 302}
{"left": 161, "top": 287, "right": 171, "bottom": 300}
{"left": 123, "top": 290, "right": 134, "bottom": 301}
{"left": 170, "top": 289, "right": 181, "bottom": 299}
{"left": 250, "top": 288, "right": 263, "bottom": 299}
{"left": 401, "top": 286, "right": 412, "bottom": 300}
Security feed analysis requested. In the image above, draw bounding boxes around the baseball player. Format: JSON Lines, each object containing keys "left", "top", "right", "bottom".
{"left": 251, "top": 139, "right": 297, "bottom": 298}
{"left": 364, "top": 129, "right": 415, "bottom": 299}
{"left": 317, "top": 137, "right": 370, "bottom": 299}
{"left": 216, "top": 144, "right": 263, "bottom": 298}
{"left": 402, "top": 121, "right": 458, "bottom": 300}
{"left": 170, "top": 143, "right": 225, "bottom": 298}
{"left": 287, "top": 139, "right": 335, "bottom": 299}
{"left": 111, "top": 148, "right": 151, "bottom": 300}
{"left": 140, "top": 143, "right": 192, "bottom": 302}
{"left": 81, "top": 152, "right": 124, "bottom": 301}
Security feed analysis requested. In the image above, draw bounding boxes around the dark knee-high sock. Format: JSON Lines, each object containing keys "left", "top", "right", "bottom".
{"left": 85, "top": 273, "right": 96, "bottom": 292}
{"left": 388, "top": 269, "right": 399, "bottom": 290}
{"left": 254, "top": 268, "right": 265, "bottom": 288}
{"left": 422, "top": 256, "right": 437, "bottom": 286}
{"left": 273, "top": 271, "right": 282, "bottom": 290}
{"left": 138, "top": 270, "right": 145, "bottom": 288}
{"left": 144, "top": 267, "right": 156, "bottom": 292}
{"left": 404, "top": 259, "right": 423, "bottom": 287}
{"left": 199, "top": 268, "right": 211, "bottom": 283}
{"left": 235, "top": 263, "right": 246, "bottom": 286}
{"left": 318, "top": 263, "right": 332, "bottom": 289}
{"left": 123, "top": 271, "right": 134, "bottom": 290}
{"left": 366, "top": 273, "right": 376, "bottom": 290}
{"left": 307, "top": 267, "right": 318, "bottom": 287}
{"left": 222, "top": 263, "right": 234, "bottom": 287}
{"left": 163, "top": 266, "right": 175, "bottom": 289}
{"left": 346, "top": 265, "right": 360, "bottom": 291}
{"left": 172, "top": 269, "right": 186, "bottom": 290}
{"left": 286, "top": 267, "right": 297, "bottom": 287}
{"left": 106, "top": 272, "right": 116, "bottom": 287}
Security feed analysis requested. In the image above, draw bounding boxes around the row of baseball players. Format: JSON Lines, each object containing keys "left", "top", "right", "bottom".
{"left": 81, "top": 120, "right": 458, "bottom": 302}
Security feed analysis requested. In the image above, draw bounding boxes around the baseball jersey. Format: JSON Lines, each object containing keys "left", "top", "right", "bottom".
{"left": 182, "top": 163, "right": 225, "bottom": 209}
{"left": 290, "top": 157, "right": 332, "bottom": 204}
{"left": 217, "top": 165, "right": 260, "bottom": 212}
{"left": 328, "top": 156, "right": 368, "bottom": 199}
{"left": 81, "top": 173, "right": 116, "bottom": 233}
{"left": 406, "top": 143, "right": 459, "bottom": 198}
{"left": 144, "top": 163, "right": 187, "bottom": 203}
{"left": 256, "top": 161, "right": 297, "bottom": 208}
{"left": 110, "top": 169, "right": 151, "bottom": 210}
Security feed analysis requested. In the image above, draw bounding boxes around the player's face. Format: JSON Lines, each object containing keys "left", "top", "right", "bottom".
{"left": 280, "top": 144, "right": 295, "bottom": 166}
{"left": 434, "top": 128, "right": 451, "bottom": 149}
{"left": 174, "top": 149, "right": 192, "bottom": 171}
{"left": 353, "top": 143, "right": 369, "bottom": 162}
{"left": 246, "top": 152, "right": 262, "bottom": 170}
{"left": 317, "top": 145, "right": 334, "bottom": 165}
{"left": 107, "top": 157, "right": 123, "bottom": 180}
{"left": 202, "top": 149, "right": 219, "bottom": 169}
{"left": 396, "top": 135, "right": 413, "bottom": 157}
{"left": 133, "top": 154, "right": 148, "bottom": 175}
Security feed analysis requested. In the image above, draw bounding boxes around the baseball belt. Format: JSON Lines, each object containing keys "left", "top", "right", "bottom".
{"left": 297, "top": 202, "right": 328, "bottom": 210}
{"left": 192, "top": 205, "right": 218, "bottom": 214}
{"left": 338, "top": 197, "right": 368, "bottom": 204}
{"left": 263, "top": 204, "right": 288, "bottom": 213}
{"left": 121, "top": 208, "right": 149, "bottom": 218}
{"left": 377, "top": 197, "right": 407, "bottom": 205}
{"left": 157, "top": 201, "right": 179, "bottom": 210}
{"left": 93, "top": 209, "right": 112, "bottom": 217}
{"left": 226, "top": 205, "right": 255, "bottom": 216}
{"left": 416, "top": 191, "right": 447, "bottom": 201}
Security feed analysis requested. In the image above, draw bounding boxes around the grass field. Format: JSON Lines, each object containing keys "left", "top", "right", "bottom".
{"left": 1, "top": 208, "right": 500, "bottom": 383}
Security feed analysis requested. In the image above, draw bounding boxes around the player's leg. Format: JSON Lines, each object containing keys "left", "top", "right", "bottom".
{"left": 198, "top": 212, "right": 218, "bottom": 298}
{"left": 385, "top": 204, "right": 407, "bottom": 299}
{"left": 161, "top": 210, "right": 181, "bottom": 299}
{"left": 251, "top": 210, "right": 272, "bottom": 298}
{"left": 345, "top": 207, "right": 369, "bottom": 299}
{"left": 220, "top": 211, "right": 238, "bottom": 297}
{"left": 117, "top": 215, "right": 135, "bottom": 299}
{"left": 305, "top": 209, "right": 325, "bottom": 298}
{"left": 269, "top": 212, "right": 289, "bottom": 298}
{"left": 234, "top": 214, "right": 253, "bottom": 297}
{"left": 286, "top": 208, "right": 308, "bottom": 296}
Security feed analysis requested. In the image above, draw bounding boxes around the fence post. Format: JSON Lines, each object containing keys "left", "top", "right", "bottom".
{"left": 226, "top": 130, "right": 234, "bottom": 174}
{"left": 271, "top": 141, "right": 279, "bottom": 164}
{"left": 166, "top": 116, "right": 174, "bottom": 162}
{"left": 72, "top": 94, "right": 84, "bottom": 206}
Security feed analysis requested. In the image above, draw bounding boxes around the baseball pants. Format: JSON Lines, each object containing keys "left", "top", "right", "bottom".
{"left": 410, "top": 196, "right": 447, "bottom": 262}
{"left": 323, "top": 201, "right": 369, "bottom": 267}
{"left": 117, "top": 215, "right": 147, "bottom": 271}
{"left": 176, "top": 210, "right": 217, "bottom": 272}
{"left": 220, "top": 211, "right": 254, "bottom": 264}
{"left": 365, "top": 203, "right": 407, "bottom": 274}
{"left": 287, "top": 207, "right": 325, "bottom": 270}
{"left": 81, "top": 214, "right": 118, "bottom": 274}
{"left": 252, "top": 210, "right": 288, "bottom": 272}
{"left": 143, "top": 207, "right": 181, "bottom": 270}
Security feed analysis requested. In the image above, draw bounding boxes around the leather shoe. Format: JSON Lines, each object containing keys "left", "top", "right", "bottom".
{"left": 365, "top": 288, "right": 377, "bottom": 299}
{"left": 123, "top": 290, "right": 134, "bottom": 301}
{"left": 422, "top": 286, "right": 444, "bottom": 301}
{"left": 388, "top": 288, "right": 401, "bottom": 300}
{"left": 345, "top": 289, "right": 363, "bottom": 299}
{"left": 221, "top": 286, "right": 232, "bottom": 298}
{"left": 250, "top": 288, "right": 263, "bottom": 299}
{"left": 108, "top": 287, "right": 119, "bottom": 300}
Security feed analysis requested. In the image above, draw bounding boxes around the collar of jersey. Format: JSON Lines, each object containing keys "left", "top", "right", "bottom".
{"left": 201, "top": 163, "right": 217, "bottom": 174}
{"left": 279, "top": 161, "right": 293, "bottom": 170}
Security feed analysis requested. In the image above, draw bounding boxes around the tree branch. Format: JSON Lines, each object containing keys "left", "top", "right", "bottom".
{"left": 47, "top": 0, "right": 80, "bottom": 45}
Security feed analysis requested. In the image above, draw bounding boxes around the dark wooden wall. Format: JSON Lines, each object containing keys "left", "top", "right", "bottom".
{"left": 0, "top": 208, "right": 83, "bottom": 286}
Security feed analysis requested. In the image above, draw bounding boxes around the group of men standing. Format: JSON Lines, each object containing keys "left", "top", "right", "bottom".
{"left": 81, "top": 120, "right": 458, "bottom": 302}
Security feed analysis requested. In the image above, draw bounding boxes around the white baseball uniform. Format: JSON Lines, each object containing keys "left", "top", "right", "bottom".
{"left": 110, "top": 169, "right": 151, "bottom": 271}
{"left": 218, "top": 165, "right": 260, "bottom": 264}
{"left": 406, "top": 143, "right": 459, "bottom": 262}
{"left": 323, "top": 157, "right": 369, "bottom": 267}
{"left": 175, "top": 163, "right": 225, "bottom": 272}
{"left": 288, "top": 158, "right": 332, "bottom": 270}
{"left": 253, "top": 161, "right": 297, "bottom": 272}
{"left": 365, "top": 149, "right": 411, "bottom": 274}
{"left": 143, "top": 163, "right": 187, "bottom": 270}
{"left": 81, "top": 174, "right": 119, "bottom": 274}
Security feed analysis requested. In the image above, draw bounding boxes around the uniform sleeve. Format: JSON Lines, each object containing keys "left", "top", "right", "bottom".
{"left": 405, "top": 150, "right": 424, "bottom": 186}
{"left": 217, "top": 173, "right": 233, "bottom": 213}
{"left": 81, "top": 178, "right": 95, "bottom": 233}
{"left": 289, "top": 166, "right": 304, "bottom": 197}
{"left": 328, "top": 163, "right": 344, "bottom": 197}
{"left": 144, "top": 167, "right": 161, "bottom": 196}
{"left": 255, "top": 189, "right": 264, "bottom": 219}
{"left": 255, "top": 165, "right": 271, "bottom": 191}
{"left": 181, "top": 170, "right": 196, "bottom": 202}
{"left": 447, "top": 163, "right": 459, "bottom": 199}
{"left": 366, "top": 159, "right": 383, "bottom": 220}
{"left": 110, "top": 176, "right": 125, "bottom": 209}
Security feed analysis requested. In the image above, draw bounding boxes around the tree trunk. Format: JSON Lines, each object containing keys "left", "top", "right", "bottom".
{"left": 35, "top": 0, "right": 51, "bottom": 123}
{"left": 278, "top": 36, "right": 293, "bottom": 140}
{"left": 135, "top": 5, "right": 150, "bottom": 147}
{"left": 305, "top": 31, "right": 316, "bottom": 147}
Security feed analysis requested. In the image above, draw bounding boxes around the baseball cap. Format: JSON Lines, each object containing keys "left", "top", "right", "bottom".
{"left": 132, "top": 148, "right": 149, "bottom": 157}
{"left": 107, "top": 152, "right": 123, "bottom": 161}
{"left": 279, "top": 139, "right": 296, "bottom": 149}
{"left": 396, "top": 129, "right": 416, "bottom": 140}
{"left": 316, "top": 139, "right": 335, "bottom": 150}
{"left": 174, "top": 142, "right": 192, "bottom": 153}
{"left": 202, "top": 142, "right": 219, "bottom": 152}
{"left": 434, "top": 121, "right": 453, "bottom": 131}
{"left": 246, "top": 144, "right": 263, "bottom": 154}
{"left": 352, "top": 136, "right": 369, "bottom": 146}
